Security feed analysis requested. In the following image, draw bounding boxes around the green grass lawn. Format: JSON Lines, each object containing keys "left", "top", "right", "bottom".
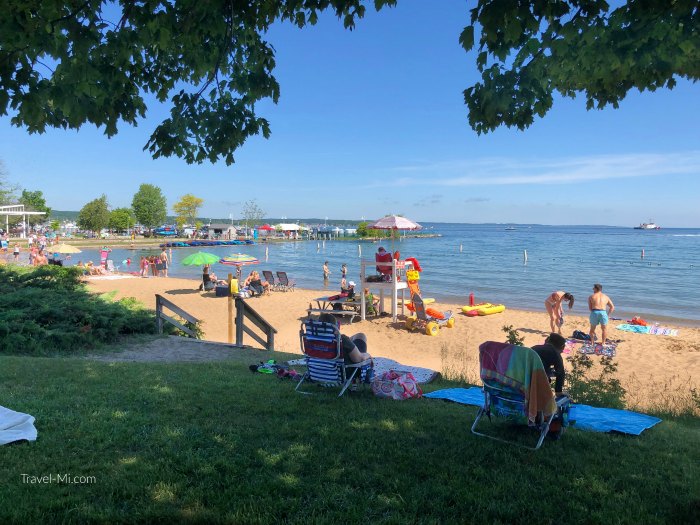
{"left": 1, "top": 348, "right": 698, "bottom": 524}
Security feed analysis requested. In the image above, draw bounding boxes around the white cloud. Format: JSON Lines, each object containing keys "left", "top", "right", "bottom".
{"left": 386, "top": 151, "right": 700, "bottom": 187}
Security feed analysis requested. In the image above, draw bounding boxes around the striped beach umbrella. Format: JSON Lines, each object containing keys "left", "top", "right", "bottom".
{"left": 220, "top": 253, "right": 259, "bottom": 279}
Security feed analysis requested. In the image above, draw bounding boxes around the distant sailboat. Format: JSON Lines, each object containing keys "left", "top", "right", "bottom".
{"left": 505, "top": 225, "right": 516, "bottom": 231}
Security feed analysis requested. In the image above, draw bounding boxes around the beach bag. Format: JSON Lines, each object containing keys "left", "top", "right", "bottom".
{"left": 372, "top": 371, "right": 422, "bottom": 400}
{"left": 572, "top": 330, "right": 590, "bottom": 341}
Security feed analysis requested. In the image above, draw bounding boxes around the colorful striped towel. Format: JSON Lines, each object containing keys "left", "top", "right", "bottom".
{"left": 616, "top": 324, "right": 678, "bottom": 336}
{"left": 479, "top": 341, "right": 557, "bottom": 421}
{"left": 647, "top": 326, "right": 679, "bottom": 336}
{"left": 579, "top": 342, "right": 617, "bottom": 358}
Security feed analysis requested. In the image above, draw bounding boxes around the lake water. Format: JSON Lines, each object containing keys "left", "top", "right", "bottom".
{"left": 73, "top": 223, "right": 700, "bottom": 324}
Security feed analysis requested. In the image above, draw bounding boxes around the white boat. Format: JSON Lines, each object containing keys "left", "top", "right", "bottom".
{"left": 504, "top": 226, "right": 516, "bottom": 231}
{"left": 634, "top": 220, "right": 660, "bottom": 230}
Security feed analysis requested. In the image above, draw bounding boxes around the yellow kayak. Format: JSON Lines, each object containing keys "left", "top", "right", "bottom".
{"left": 478, "top": 304, "right": 506, "bottom": 315}
{"left": 462, "top": 303, "right": 506, "bottom": 316}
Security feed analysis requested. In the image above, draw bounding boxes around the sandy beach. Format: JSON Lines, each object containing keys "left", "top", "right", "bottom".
{"left": 86, "top": 275, "right": 699, "bottom": 411}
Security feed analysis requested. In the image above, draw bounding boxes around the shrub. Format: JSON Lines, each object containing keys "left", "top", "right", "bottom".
{"left": 566, "top": 352, "right": 626, "bottom": 408}
{"left": 501, "top": 325, "right": 524, "bottom": 346}
{"left": 0, "top": 265, "right": 160, "bottom": 354}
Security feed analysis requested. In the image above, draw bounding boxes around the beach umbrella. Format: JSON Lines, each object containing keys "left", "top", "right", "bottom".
{"left": 369, "top": 214, "right": 422, "bottom": 253}
{"left": 220, "top": 253, "right": 259, "bottom": 279}
{"left": 181, "top": 251, "right": 220, "bottom": 266}
{"left": 52, "top": 243, "right": 82, "bottom": 254}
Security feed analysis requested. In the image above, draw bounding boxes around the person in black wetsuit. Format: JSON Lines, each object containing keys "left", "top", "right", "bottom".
{"left": 532, "top": 333, "right": 567, "bottom": 395}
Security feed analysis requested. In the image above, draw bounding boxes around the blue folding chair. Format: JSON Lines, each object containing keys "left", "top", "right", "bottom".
{"left": 471, "top": 341, "right": 571, "bottom": 450}
{"left": 296, "top": 319, "right": 371, "bottom": 397}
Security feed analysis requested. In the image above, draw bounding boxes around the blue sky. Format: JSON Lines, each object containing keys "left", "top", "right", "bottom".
{"left": 2, "top": 0, "right": 699, "bottom": 227}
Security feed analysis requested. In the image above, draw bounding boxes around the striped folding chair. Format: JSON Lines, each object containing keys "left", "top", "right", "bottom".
{"left": 296, "top": 319, "right": 370, "bottom": 397}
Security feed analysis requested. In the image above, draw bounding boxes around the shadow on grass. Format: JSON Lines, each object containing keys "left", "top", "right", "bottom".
{"left": 1, "top": 356, "right": 698, "bottom": 524}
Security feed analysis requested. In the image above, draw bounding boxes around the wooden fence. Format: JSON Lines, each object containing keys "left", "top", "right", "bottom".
{"left": 155, "top": 294, "right": 200, "bottom": 338}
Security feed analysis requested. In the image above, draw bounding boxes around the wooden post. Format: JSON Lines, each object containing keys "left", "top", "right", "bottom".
{"left": 156, "top": 294, "right": 163, "bottom": 334}
{"left": 235, "top": 298, "right": 245, "bottom": 346}
{"left": 227, "top": 273, "right": 233, "bottom": 344}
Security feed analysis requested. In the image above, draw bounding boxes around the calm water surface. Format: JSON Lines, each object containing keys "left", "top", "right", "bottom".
{"left": 74, "top": 224, "right": 700, "bottom": 324}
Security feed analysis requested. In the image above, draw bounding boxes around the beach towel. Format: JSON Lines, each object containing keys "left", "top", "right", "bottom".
{"left": 0, "top": 406, "right": 37, "bottom": 445}
{"left": 647, "top": 326, "right": 679, "bottom": 336}
{"left": 568, "top": 405, "right": 661, "bottom": 435}
{"left": 579, "top": 342, "right": 617, "bottom": 358}
{"left": 616, "top": 324, "right": 651, "bottom": 334}
{"left": 424, "top": 389, "right": 661, "bottom": 435}
{"left": 616, "top": 324, "right": 678, "bottom": 336}
{"left": 479, "top": 341, "right": 556, "bottom": 421}
{"left": 286, "top": 357, "right": 439, "bottom": 384}
{"left": 424, "top": 386, "right": 483, "bottom": 405}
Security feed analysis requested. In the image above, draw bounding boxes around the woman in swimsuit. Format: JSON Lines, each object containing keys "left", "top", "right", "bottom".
{"left": 545, "top": 291, "right": 574, "bottom": 334}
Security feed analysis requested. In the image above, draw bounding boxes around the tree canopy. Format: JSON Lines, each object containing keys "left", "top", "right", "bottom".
{"left": 131, "top": 184, "right": 167, "bottom": 229}
{"left": 173, "top": 194, "right": 203, "bottom": 228}
{"left": 77, "top": 194, "right": 109, "bottom": 233}
{"left": 19, "top": 189, "right": 51, "bottom": 226}
{"left": 108, "top": 207, "right": 135, "bottom": 231}
{"left": 1, "top": 1, "right": 696, "bottom": 164}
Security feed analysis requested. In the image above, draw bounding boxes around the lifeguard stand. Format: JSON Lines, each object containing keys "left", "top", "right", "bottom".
{"left": 359, "top": 258, "right": 414, "bottom": 322}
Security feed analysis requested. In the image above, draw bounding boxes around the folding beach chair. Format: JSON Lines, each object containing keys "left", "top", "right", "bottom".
{"left": 296, "top": 319, "right": 372, "bottom": 397}
{"left": 471, "top": 341, "right": 571, "bottom": 450}
{"left": 262, "top": 270, "right": 281, "bottom": 292}
{"left": 276, "top": 271, "right": 296, "bottom": 292}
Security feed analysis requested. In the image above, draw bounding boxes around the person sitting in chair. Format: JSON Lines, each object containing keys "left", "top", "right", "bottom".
{"left": 319, "top": 313, "right": 372, "bottom": 366}
{"left": 532, "top": 333, "right": 567, "bottom": 396}
{"left": 244, "top": 270, "right": 270, "bottom": 295}
{"left": 375, "top": 246, "right": 394, "bottom": 280}
{"left": 341, "top": 280, "right": 356, "bottom": 300}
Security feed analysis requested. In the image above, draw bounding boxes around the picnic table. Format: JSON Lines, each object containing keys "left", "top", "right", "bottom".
{"left": 308, "top": 295, "right": 362, "bottom": 323}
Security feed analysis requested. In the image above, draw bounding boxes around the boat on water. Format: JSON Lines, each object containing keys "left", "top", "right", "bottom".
{"left": 504, "top": 226, "right": 516, "bottom": 231}
{"left": 634, "top": 220, "right": 661, "bottom": 230}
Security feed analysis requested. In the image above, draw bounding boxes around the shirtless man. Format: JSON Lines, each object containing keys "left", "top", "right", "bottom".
{"left": 588, "top": 283, "right": 615, "bottom": 345}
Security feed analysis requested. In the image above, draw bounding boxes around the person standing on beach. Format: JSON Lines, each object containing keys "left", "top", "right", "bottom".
{"left": 159, "top": 248, "right": 169, "bottom": 277}
{"left": 100, "top": 246, "right": 111, "bottom": 269}
{"left": 323, "top": 261, "right": 330, "bottom": 281}
{"left": 588, "top": 284, "right": 614, "bottom": 345}
{"left": 13, "top": 243, "right": 20, "bottom": 262}
{"left": 544, "top": 291, "right": 574, "bottom": 334}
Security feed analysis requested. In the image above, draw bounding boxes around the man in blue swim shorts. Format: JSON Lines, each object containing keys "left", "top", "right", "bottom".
{"left": 588, "top": 283, "right": 615, "bottom": 345}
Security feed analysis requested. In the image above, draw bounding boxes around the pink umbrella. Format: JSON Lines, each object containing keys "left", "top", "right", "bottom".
{"left": 369, "top": 215, "right": 422, "bottom": 253}
{"left": 369, "top": 215, "right": 422, "bottom": 231}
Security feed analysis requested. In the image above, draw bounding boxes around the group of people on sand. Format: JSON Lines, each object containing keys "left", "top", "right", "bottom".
{"left": 545, "top": 284, "right": 615, "bottom": 345}
{"left": 139, "top": 249, "right": 169, "bottom": 278}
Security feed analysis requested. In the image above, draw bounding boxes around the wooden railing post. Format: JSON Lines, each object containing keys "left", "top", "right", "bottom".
{"left": 156, "top": 294, "right": 164, "bottom": 334}
{"left": 235, "top": 297, "right": 245, "bottom": 346}
{"left": 227, "top": 273, "right": 233, "bottom": 344}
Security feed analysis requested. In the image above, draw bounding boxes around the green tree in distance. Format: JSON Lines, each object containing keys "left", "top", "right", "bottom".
{"left": 77, "top": 195, "right": 110, "bottom": 234}
{"left": 173, "top": 194, "right": 204, "bottom": 229}
{"left": 109, "top": 207, "right": 136, "bottom": 232}
{"left": 50, "top": 220, "right": 60, "bottom": 232}
{"left": 19, "top": 190, "right": 51, "bottom": 226}
{"left": 131, "top": 184, "right": 167, "bottom": 230}
{"left": 2, "top": 2, "right": 695, "bottom": 164}
{"left": 241, "top": 200, "right": 265, "bottom": 235}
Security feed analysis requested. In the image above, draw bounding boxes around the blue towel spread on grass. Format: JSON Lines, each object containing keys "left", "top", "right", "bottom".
{"left": 568, "top": 405, "right": 661, "bottom": 435}
{"left": 424, "top": 388, "right": 662, "bottom": 435}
